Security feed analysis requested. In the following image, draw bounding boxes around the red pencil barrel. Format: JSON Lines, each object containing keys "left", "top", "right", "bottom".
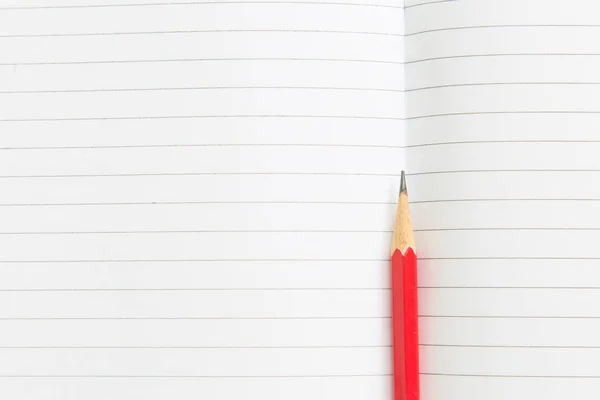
{"left": 391, "top": 247, "right": 420, "bottom": 400}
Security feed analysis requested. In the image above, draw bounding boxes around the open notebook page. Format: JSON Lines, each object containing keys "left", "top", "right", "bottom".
{"left": 0, "top": 1, "right": 404, "bottom": 399}
{"left": 405, "top": 0, "right": 600, "bottom": 399}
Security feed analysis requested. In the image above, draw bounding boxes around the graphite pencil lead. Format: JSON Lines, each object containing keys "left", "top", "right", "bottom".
{"left": 400, "top": 170, "right": 407, "bottom": 194}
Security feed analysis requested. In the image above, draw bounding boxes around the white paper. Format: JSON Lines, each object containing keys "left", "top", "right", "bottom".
{"left": 406, "top": 0, "right": 600, "bottom": 399}
{"left": 0, "top": 1, "right": 404, "bottom": 399}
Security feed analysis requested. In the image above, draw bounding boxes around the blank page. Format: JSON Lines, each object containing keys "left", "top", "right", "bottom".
{"left": 405, "top": 0, "right": 600, "bottom": 399}
{"left": 0, "top": 1, "right": 404, "bottom": 398}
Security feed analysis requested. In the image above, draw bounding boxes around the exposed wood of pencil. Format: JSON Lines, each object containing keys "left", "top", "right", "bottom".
{"left": 391, "top": 188, "right": 416, "bottom": 256}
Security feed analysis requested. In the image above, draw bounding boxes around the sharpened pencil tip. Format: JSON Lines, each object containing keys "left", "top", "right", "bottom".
{"left": 400, "top": 170, "right": 407, "bottom": 194}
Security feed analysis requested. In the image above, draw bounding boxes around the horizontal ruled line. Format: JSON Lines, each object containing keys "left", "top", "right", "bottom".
{"left": 0, "top": 345, "right": 391, "bottom": 349}
{"left": 0, "top": 29, "right": 403, "bottom": 39}
{"left": 421, "top": 344, "right": 600, "bottom": 349}
{"left": 0, "top": 2, "right": 404, "bottom": 10}
{"left": 405, "top": 82, "right": 600, "bottom": 92}
{"left": 0, "top": 201, "right": 397, "bottom": 207}
{"left": 0, "top": 115, "right": 404, "bottom": 123}
{"left": 412, "top": 198, "right": 600, "bottom": 204}
{"left": 0, "top": 172, "right": 401, "bottom": 178}
{"left": 414, "top": 228, "right": 600, "bottom": 232}
{"left": 405, "top": 140, "right": 600, "bottom": 148}
{"left": 406, "top": 111, "right": 600, "bottom": 120}
{"left": 0, "top": 86, "right": 404, "bottom": 95}
{"left": 422, "top": 372, "right": 600, "bottom": 379}
{"left": 419, "top": 287, "right": 600, "bottom": 290}
{"left": 0, "top": 230, "right": 393, "bottom": 235}
{"left": 406, "top": 53, "right": 600, "bottom": 64}
{"left": 0, "top": 288, "right": 390, "bottom": 292}
{"left": 0, "top": 374, "right": 391, "bottom": 379}
{"left": 420, "top": 257, "right": 600, "bottom": 260}
{"left": 406, "top": 24, "right": 600, "bottom": 36}
{"left": 408, "top": 169, "right": 600, "bottom": 175}
{"left": 0, "top": 259, "right": 389, "bottom": 264}
{"left": 420, "top": 315, "right": 600, "bottom": 319}
{"left": 5, "top": 286, "right": 600, "bottom": 291}
{"left": 0, "top": 144, "right": 404, "bottom": 151}
{"left": 0, "top": 58, "right": 404, "bottom": 67}
{"left": 0, "top": 317, "right": 389, "bottom": 320}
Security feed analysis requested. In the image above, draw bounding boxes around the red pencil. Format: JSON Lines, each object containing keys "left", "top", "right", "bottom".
{"left": 391, "top": 171, "right": 419, "bottom": 400}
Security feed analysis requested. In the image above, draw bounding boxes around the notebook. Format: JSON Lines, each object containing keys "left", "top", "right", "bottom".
{"left": 1, "top": 0, "right": 600, "bottom": 398}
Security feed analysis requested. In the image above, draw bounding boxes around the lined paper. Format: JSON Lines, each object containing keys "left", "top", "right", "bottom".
{"left": 406, "top": 0, "right": 600, "bottom": 399}
{"left": 0, "top": 1, "right": 404, "bottom": 399}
